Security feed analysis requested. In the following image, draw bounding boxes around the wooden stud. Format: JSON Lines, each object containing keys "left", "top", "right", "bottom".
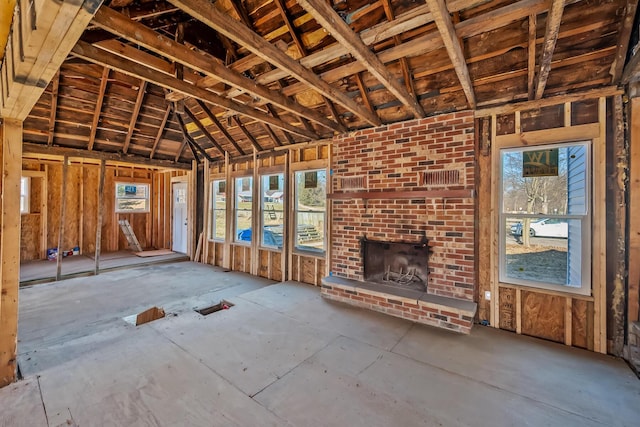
{"left": 593, "top": 97, "right": 607, "bottom": 354}
{"left": 565, "top": 297, "right": 573, "bottom": 346}
{"left": 88, "top": 68, "right": 110, "bottom": 151}
{"left": 534, "top": 0, "right": 564, "bottom": 99}
{"left": 515, "top": 288, "right": 522, "bottom": 334}
{"left": 56, "top": 155, "right": 69, "bottom": 281}
{"left": 490, "top": 114, "right": 499, "bottom": 328}
{"left": 629, "top": 97, "right": 640, "bottom": 325}
{"left": 94, "top": 159, "right": 106, "bottom": 275}
{"left": 0, "top": 119, "right": 22, "bottom": 386}
{"left": 224, "top": 151, "right": 232, "bottom": 269}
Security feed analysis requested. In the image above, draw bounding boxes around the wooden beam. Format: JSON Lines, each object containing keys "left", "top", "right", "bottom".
{"left": 70, "top": 41, "right": 318, "bottom": 140}
{"left": 424, "top": 0, "right": 476, "bottom": 108}
{"left": 174, "top": 113, "right": 190, "bottom": 162}
{"left": 196, "top": 100, "right": 246, "bottom": 156}
{"left": 56, "top": 156, "right": 69, "bottom": 281}
{"left": 184, "top": 106, "right": 226, "bottom": 157}
{"left": 322, "top": 96, "right": 345, "bottom": 130}
{"left": 534, "top": 0, "right": 564, "bottom": 99}
{"left": 167, "top": 0, "right": 381, "bottom": 127}
{"left": 23, "top": 142, "right": 191, "bottom": 170}
{"left": 267, "top": 104, "right": 296, "bottom": 145}
{"left": 233, "top": 116, "right": 263, "bottom": 152}
{"left": 297, "top": 0, "right": 425, "bottom": 118}
{"left": 610, "top": 0, "right": 638, "bottom": 83}
{"left": 262, "top": 123, "right": 283, "bottom": 147}
{"left": 88, "top": 68, "right": 110, "bottom": 151}
{"left": 629, "top": 97, "right": 640, "bottom": 325}
{"left": 355, "top": 73, "right": 376, "bottom": 116}
{"left": 123, "top": 81, "right": 147, "bottom": 154}
{"left": 92, "top": 6, "right": 341, "bottom": 133}
{"left": 94, "top": 159, "right": 106, "bottom": 275}
{"left": 47, "top": 71, "right": 60, "bottom": 146}
{"left": 150, "top": 105, "right": 172, "bottom": 159}
{"left": 527, "top": 14, "right": 537, "bottom": 100}
{"left": 273, "top": 0, "right": 306, "bottom": 57}
{"left": 0, "top": 119, "right": 22, "bottom": 387}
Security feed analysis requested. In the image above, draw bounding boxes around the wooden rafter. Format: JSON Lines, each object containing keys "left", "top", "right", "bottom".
{"left": 534, "top": 0, "right": 565, "bottom": 100}
{"left": 425, "top": 0, "right": 476, "bottom": 108}
{"left": 322, "top": 96, "right": 345, "bottom": 130}
{"left": 150, "top": 104, "right": 172, "bottom": 159}
{"left": 174, "top": 112, "right": 190, "bottom": 162}
{"left": 88, "top": 67, "right": 110, "bottom": 151}
{"left": 196, "top": 100, "right": 246, "bottom": 156}
{"left": 273, "top": 0, "right": 306, "bottom": 57}
{"left": 528, "top": 14, "right": 537, "bottom": 100}
{"left": 167, "top": 0, "right": 382, "bottom": 127}
{"left": 355, "top": 73, "right": 376, "bottom": 116}
{"left": 233, "top": 116, "right": 263, "bottom": 152}
{"left": 228, "top": 0, "right": 252, "bottom": 27}
{"left": 610, "top": 0, "right": 638, "bottom": 83}
{"left": 91, "top": 7, "right": 341, "bottom": 133}
{"left": 71, "top": 41, "right": 318, "bottom": 140}
{"left": 297, "top": 0, "right": 424, "bottom": 118}
{"left": 184, "top": 106, "right": 226, "bottom": 157}
{"left": 266, "top": 104, "right": 296, "bottom": 145}
{"left": 47, "top": 71, "right": 60, "bottom": 146}
{"left": 122, "top": 81, "right": 147, "bottom": 154}
{"left": 262, "top": 123, "right": 283, "bottom": 147}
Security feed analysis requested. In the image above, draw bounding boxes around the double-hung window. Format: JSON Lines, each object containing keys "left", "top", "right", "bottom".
{"left": 20, "top": 177, "right": 30, "bottom": 214}
{"left": 234, "top": 176, "right": 253, "bottom": 243}
{"left": 260, "top": 174, "right": 284, "bottom": 248}
{"left": 210, "top": 180, "right": 226, "bottom": 241}
{"left": 294, "top": 169, "right": 326, "bottom": 253}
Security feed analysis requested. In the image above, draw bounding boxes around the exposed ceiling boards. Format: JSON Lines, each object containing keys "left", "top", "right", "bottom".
{"left": 16, "top": 0, "right": 636, "bottom": 166}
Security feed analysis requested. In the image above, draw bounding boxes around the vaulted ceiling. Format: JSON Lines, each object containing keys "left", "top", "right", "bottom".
{"left": 19, "top": 0, "right": 638, "bottom": 165}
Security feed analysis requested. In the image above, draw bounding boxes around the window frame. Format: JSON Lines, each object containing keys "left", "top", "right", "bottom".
{"left": 233, "top": 175, "right": 253, "bottom": 245}
{"left": 293, "top": 168, "right": 327, "bottom": 255}
{"left": 20, "top": 176, "right": 30, "bottom": 214}
{"left": 259, "top": 173, "right": 285, "bottom": 250}
{"left": 114, "top": 182, "right": 150, "bottom": 213}
{"left": 498, "top": 141, "right": 592, "bottom": 296}
{"left": 209, "top": 179, "right": 226, "bottom": 242}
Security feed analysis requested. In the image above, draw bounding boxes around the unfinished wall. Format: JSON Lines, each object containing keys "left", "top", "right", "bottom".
{"left": 330, "top": 112, "right": 476, "bottom": 301}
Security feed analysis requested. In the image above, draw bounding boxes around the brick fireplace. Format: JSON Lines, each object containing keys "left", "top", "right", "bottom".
{"left": 321, "top": 111, "right": 477, "bottom": 333}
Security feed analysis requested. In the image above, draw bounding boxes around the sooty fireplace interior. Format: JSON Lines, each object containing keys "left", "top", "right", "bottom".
{"left": 361, "top": 237, "right": 430, "bottom": 292}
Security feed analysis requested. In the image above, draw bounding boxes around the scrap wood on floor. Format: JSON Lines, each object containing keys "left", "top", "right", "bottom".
{"left": 133, "top": 249, "right": 175, "bottom": 257}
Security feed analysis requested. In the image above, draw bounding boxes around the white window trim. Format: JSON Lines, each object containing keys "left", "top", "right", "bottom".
{"left": 210, "top": 179, "right": 226, "bottom": 242}
{"left": 259, "top": 173, "right": 285, "bottom": 250}
{"left": 20, "top": 176, "right": 30, "bottom": 214}
{"left": 233, "top": 176, "right": 253, "bottom": 245}
{"left": 293, "top": 168, "right": 327, "bottom": 255}
{"left": 497, "top": 141, "right": 592, "bottom": 296}
{"left": 114, "top": 182, "right": 150, "bottom": 213}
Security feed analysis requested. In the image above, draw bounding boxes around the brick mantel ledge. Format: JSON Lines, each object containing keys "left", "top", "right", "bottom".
{"left": 321, "top": 276, "right": 477, "bottom": 334}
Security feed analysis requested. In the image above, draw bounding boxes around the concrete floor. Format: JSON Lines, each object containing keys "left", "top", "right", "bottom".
{"left": 2, "top": 262, "right": 639, "bottom": 426}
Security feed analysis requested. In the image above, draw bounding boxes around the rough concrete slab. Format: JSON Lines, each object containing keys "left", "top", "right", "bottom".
{"left": 392, "top": 324, "right": 640, "bottom": 426}
{"left": 0, "top": 379, "right": 47, "bottom": 427}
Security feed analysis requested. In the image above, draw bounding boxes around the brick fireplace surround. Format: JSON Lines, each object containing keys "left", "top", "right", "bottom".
{"left": 322, "top": 111, "right": 477, "bottom": 333}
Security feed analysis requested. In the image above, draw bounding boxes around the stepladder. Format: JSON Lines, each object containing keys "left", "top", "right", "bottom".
{"left": 118, "top": 219, "right": 142, "bottom": 252}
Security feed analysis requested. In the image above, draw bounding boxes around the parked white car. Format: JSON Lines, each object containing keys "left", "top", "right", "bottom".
{"left": 511, "top": 218, "right": 568, "bottom": 238}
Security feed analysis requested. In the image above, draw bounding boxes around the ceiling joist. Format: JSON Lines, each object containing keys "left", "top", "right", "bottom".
{"left": 534, "top": 0, "right": 565, "bottom": 100}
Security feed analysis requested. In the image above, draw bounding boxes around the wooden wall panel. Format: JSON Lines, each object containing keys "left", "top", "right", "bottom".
{"left": 82, "top": 167, "right": 99, "bottom": 254}
{"left": 20, "top": 215, "right": 41, "bottom": 261}
{"left": 214, "top": 242, "right": 224, "bottom": 266}
{"left": 572, "top": 299, "right": 595, "bottom": 351}
{"left": 521, "top": 291, "right": 565, "bottom": 343}
{"left": 258, "top": 249, "right": 269, "bottom": 279}
{"left": 499, "top": 287, "right": 516, "bottom": 332}
{"left": 301, "top": 256, "right": 317, "bottom": 285}
{"left": 272, "top": 251, "right": 282, "bottom": 282}
{"left": 292, "top": 254, "right": 300, "bottom": 282}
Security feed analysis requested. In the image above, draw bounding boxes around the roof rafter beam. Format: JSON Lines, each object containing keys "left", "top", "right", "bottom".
{"left": 534, "top": 0, "right": 564, "bottom": 100}
{"left": 70, "top": 40, "right": 318, "bottom": 141}
{"left": 167, "top": 0, "right": 381, "bottom": 127}
{"left": 184, "top": 106, "right": 227, "bottom": 158}
{"left": 47, "top": 71, "right": 60, "bottom": 146}
{"left": 150, "top": 104, "right": 172, "bottom": 159}
{"left": 91, "top": 7, "right": 340, "bottom": 133}
{"left": 122, "top": 80, "right": 147, "bottom": 154}
{"left": 88, "top": 68, "right": 110, "bottom": 151}
{"left": 233, "top": 116, "right": 263, "bottom": 152}
{"left": 424, "top": 0, "right": 476, "bottom": 108}
{"left": 174, "top": 112, "right": 190, "bottom": 162}
{"left": 196, "top": 100, "right": 246, "bottom": 156}
{"left": 273, "top": 0, "right": 306, "bottom": 57}
{"left": 527, "top": 14, "right": 537, "bottom": 100}
{"left": 296, "top": 0, "right": 425, "bottom": 118}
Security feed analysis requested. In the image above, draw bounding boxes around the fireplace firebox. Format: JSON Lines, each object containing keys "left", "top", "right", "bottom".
{"left": 361, "top": 237, "right": 430, "bottom": 292}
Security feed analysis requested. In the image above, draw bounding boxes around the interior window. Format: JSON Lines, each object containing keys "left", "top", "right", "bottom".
{"left": 20, "top": 177, "right": 30, "bottom": 214}
{"left": 260, "top": 174, "right": 284, "bottom": 249}
{"left": 499, "top": 142, "right": 591, "bottom": 295}
{"left": 210, "top": 180, "right": 226, "bottom": 241}
{"left": 294, "top": 169, "right": 326, "bottom": 253}
{"left": 234, "top": 176, "right": 253, "bottom": 243}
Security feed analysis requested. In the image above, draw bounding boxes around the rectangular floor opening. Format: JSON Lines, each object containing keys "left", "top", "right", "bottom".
{"left": 196, "top": 300, "right": 234, "bottom": 316}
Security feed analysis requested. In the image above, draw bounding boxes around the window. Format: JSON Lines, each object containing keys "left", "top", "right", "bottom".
{"left": 115, "top": 182, "right": 150, "bottom": 213}
{"left": 234, "top": 176, "right": 253, "bottom": 243}
{"left": 261, "top": 173, "right": 284, "bottom": 248}
{"left": 20, "top": 177, "right": 30, "bottom": 214}
{"left": 294, "top": 169, "right": 326, "bottom": 253}
{"left": 499, "top": 142, "right": 591, "bottom": 295}
{"left": 210, "top": 180, "right": 226, "bottom": 241}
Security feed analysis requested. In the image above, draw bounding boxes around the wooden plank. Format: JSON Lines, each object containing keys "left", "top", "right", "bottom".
{"left": 297, "top": 0, "right": 424, "bottom": 118}
{"left": 55, "top": 156, "right": 69, "bottom": 281}
{"left": 0, "top": 119, "right": 22, "bottom": 386}
{"left": 150, "top": 105, "right": 172, "bottom": 159}
{"left": 197, "top": 100, "right": 246, "bottom": 156}
{"left": 476, "top": 117, "right": 491, "bottom": 323}
{"left": 424, "top": 0, "right": 476, "bottom": 108}
{"left": 593, "top": 97, "right": 607, "bottom": 354}
{"left": 273, "top": 0, "right": 306, "bottom": 57}
{"left": 629, "top": 97, "right": 640, "bottom": 325}
{"left": 88, "top": 68, "right": 110, "bottom": 151}
{"left": 167, "top": 0, "right": 381, "bottom": 127}
{"left": 94, "top": 159, "right": 106, "bottom": 274}
{"left": 355, "top": 72, "right": 376, "bottom": 116}
{"left": 610, "top": 0, "right": 637, "bottom": 83}
{"left": 564, "top": 297, "right": 572, "bottom": 346}
{"left": 498, "top": 287, "right": 516, "bottom": 331}
{"left": 534, "top": 0, "right": 564, "bottom": 99}
{"left": 70, "top": 41, "right": 317, "bottom": 140}
{"left": 233, "top": 116, "right": 263, "bottom": 152}
{"left": 490, "top": 114, "right": 499, "bottom": 328}
{"left": 47, "top": 71, "right": 60, "bottom": 146}
{"left": 527, "top": 14, "right": 536, "bottom": 100}
{"left": 521, "top": 290, "right": 565, "bottom": 343}
{"left": 572, "top": 299, "right": 594, "bottom": 350}
{"left": 494, "top": 123, "right": 600, "bottom": 147}
{"left": 184, "top": 107, "right": 226, "bottom": 158}
{"left": 23, "top": 142, "right": 191, "bottom": 170}
{"left": 122, "top": 81, "right": 147, "bottom": 154}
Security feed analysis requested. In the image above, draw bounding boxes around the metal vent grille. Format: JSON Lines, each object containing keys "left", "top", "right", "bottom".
{"left": 339, "top": 175, "right": 367, "bottom": 190}
{"left": 420, "top": 170, "right": 460, "bottom": 186}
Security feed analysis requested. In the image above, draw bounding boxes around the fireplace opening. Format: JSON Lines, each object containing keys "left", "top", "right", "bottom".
{"left": 361, "top": 237, "right": 430, "bottom": 292}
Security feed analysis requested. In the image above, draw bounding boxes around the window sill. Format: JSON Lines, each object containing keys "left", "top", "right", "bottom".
{"left": 497, "top": 281, "right": 593, "bottom": 301}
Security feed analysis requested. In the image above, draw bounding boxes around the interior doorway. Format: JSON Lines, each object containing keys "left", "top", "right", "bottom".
{"left": 172, "top": 181, "right": 188, "bottom": 253}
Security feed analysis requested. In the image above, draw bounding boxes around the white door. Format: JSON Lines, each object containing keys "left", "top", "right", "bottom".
{"left": 172, "top": 182, "right": 188, "bottom": 253}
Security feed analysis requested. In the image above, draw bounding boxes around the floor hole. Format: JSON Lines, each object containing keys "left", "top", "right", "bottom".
{"left": 195, "top": 300, "right": 234, "bottom": 316}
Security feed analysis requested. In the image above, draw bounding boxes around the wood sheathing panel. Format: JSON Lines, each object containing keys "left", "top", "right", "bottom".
{"left": 521, "top": 290, "right": 565, "bottom": 343}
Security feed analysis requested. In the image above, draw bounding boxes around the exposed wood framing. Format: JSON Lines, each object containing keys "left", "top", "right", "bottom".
{"left": 196, "top": 100, "right": 246, "bottom": 156}
{"left": 267, "top": 104, "right": 296, "bottom": 145}
{"left": 233, "top": 116, "right": 263, "bottom": 152}
{"left": 534, "top": 0, "right": 564, "bottom": 99}
{"left": 297, "top": 0, "right": 425, "bottom": 118}
{"left": 273, "top": 0, "right": 306, "bottom": 57}
{"left": 122, "top": 81, "right": 147, "bottom": 154}
{"left": 610, "top": 0, "right": 638, "bottom": 83}
{"left": 630, "top": 97, "right": 640, "bottom": 326}
{"left": 355, "top": 73, "right": 376, "bottom": 116}
{"left": 262, "top": 123, "right": 282, "bottom": 147}
{"left": 47, "top": 71, "right": 60, "bottom": 146}
{"left": 88, "top": 68, "right": 110, "bottom": 151}
{"left": 167, "top": 0, "right": 382, "bottom": 127}
{"left": 184, "top": 107, "right": 226, "bottom": 157}
{"left": 527, "top": 14, "right": 537, "bottom": 100}
{"left": 56, "top": 156, "right": 69, "bottom": 281}
{"left": 424, "top": 0, "right": 476, "bottom": 108}
{"left": 150, "top": 105, "right": 172, "bottom": 159}
{"left": 175, "top": 114, "right": 192, "bottom": 162}
{"left": 94, "top": 159, "right": 106, "bottom": 275}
